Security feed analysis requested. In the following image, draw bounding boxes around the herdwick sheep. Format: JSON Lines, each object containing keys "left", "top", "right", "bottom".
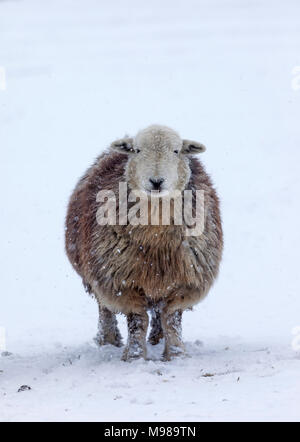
{"left": 65, "top": 125, "right": 223, "bottom": 361}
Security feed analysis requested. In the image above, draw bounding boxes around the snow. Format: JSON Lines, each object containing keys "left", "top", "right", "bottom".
{"left": 1, "top": 0, "right": 300, "bottom": 422}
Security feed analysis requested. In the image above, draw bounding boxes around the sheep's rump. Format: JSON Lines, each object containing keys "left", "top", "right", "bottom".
{"left": 65, "top": 152, "right": 223, "bottom": 313}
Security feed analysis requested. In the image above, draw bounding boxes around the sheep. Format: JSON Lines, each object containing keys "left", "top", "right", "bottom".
{"left": 65, "top": 125, "right": 223, "bottom": 361}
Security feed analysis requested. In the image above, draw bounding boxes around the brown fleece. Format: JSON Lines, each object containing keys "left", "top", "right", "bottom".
{"left": 65, "top": 151, "right": 223, "bottom": 316}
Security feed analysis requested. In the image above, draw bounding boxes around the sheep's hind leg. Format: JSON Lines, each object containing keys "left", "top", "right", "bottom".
{"left": 161, "top": 309, "right": 185, "bottom": 361}
{"left": 122, "top": 312, "right": 149, "bottom": 361}
{"left": 148, "top": 305, "right": 164, "bottom": 345}
{"left": 94, "top": 304, "right": 123, "bottom": 347}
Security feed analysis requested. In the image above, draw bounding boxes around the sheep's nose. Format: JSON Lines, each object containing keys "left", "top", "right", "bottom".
{"left": 149, "top": 177, "right": 165, "bottom": 191}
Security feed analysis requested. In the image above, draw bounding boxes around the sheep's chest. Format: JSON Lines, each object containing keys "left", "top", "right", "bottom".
{"left": 111, "top": 226, "right": 203, "bottom": 299}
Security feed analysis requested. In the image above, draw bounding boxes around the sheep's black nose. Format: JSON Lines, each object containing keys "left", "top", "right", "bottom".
{"left": 149, "top": 177, "right": 165, "bottom": 191}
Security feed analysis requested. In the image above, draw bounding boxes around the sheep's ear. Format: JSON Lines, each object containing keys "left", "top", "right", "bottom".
{"left": 110, "top": 137, "right": 134, "bottom": 154}
{"left": 182, "top": 139, "right": 206, "bottom": 155}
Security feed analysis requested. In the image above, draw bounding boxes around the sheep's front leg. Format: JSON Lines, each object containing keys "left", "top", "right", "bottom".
{"left": 94, "top": 304, "right": 123, "bottom": 347}
{"left": 122, "top": 312, "right": 149, "bottom": 361}
{"left": 161, "top": 309, "right": 185, "bottom": 361}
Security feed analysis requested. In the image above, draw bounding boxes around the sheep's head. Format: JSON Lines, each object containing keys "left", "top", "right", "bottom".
{"left": 110, "top": 125, "right": 206, "bottom": 195}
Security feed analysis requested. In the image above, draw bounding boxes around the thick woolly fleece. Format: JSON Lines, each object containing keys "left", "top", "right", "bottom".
{"left": 65, "top": 126, "right": 223, "bottom": 360}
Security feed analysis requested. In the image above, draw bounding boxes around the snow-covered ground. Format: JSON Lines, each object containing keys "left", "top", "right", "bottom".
{"left": 1, "top": 0, "right": 300, "bottom": 422}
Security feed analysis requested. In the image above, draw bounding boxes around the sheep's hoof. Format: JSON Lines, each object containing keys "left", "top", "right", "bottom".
{"left": 162, "top": 344, "right": 186, "bottom": 362}
{"left": 94, "top": 330, "right": 123, "bottom": 348}
{"left": 121, "top": 345, "right": 146, "bottom": 362}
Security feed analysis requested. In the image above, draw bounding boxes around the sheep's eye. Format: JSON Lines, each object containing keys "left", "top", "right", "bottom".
{"left": 136, "top": 149, "right": 141, "bottom": 153}
{"left": 174, "top": 150, "right": 179, "bottom": 154}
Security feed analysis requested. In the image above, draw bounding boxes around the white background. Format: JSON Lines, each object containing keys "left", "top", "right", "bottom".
{"left": 0, "top": 0, "right": 300, "bottom": 422}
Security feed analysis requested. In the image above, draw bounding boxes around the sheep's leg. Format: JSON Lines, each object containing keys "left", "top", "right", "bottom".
{"left": 161, "top": 309, "right": 185, "bottom": 361}
{"left": 122, "top": 312, "right": 149, "bottom": 361}
{"left": 148, "top": 305, "right": 164, "bottom": 345}
{"left": 94, "top": 304, "right": 123, "bottom": 347}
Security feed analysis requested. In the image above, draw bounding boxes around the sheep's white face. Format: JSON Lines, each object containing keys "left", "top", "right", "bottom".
{"left": 111, "top": 125, "right": 206, "bottom": 196}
